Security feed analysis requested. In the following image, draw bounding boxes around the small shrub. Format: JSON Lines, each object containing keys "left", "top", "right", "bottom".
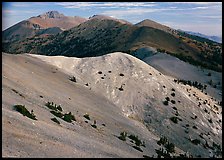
{"left": 98, "top": 71, "right": 102, "bottom": 74}
{"left": 165, "top": 142, "right": 175, "bottom": 153}
{"left": 119, "top": 73, "right": 124, "bottom": 76}
{"left": 192, "top": 126, "right": 198, "bottom": 129}
{"left": 118, "top": 131, "right": 127, "bottom": 141}
{"left": 14, "top": 105, "right": 37, "bottom": 120}
{"left": 171, "top": 100, "right": 176, "bottom": 104}
{"left": 62, "top": 112, "right": 76, "bottom": 123}
{"left": 50, "top": 110, "right": 63, "bottom": 118}
{"left": 163, "top": 101, "right": 169, "bottom": 105}
{"left": 83, "top": 113, "right": 90, "bottom": 120}
{"left": 56, "top": 105, "right": 63, "bottom": 112}
{"left": 69, "top": 76, "right": 76, "bottom": 82}
{"left": 171, "top": 88, "right": 175, "bottom": 91}
{"left": 172, "top": 107, "right": 177, "bottom": 110}
{"left": 91, "top": 124, "right": 97, "bottom": 128}
{"left": 207, "top": 72, "right": 211, "bottom": 76}
{"left": 171, "top": 93, "right": 175, "bottom": 97}
{"left": 170, "top": 117, "right": 178, "bottom": 123}
{"left": 91, "top": 120, "right": 97, "bottom": 128}
{"left": 128, "top": 134, "right": 142, "bottom": 146}
{"left": 51, "top": 117, "right": 60, "bottom": 124}
{"left": 108, "top": 71, "right": 111, "bottom": 73}
{"left": 208, "top": 118, "right": 213, "bottom": 123}
{"left": 45, "top": 102, "right": 57, "bottom": 111}
{"left": 191, "top": 139, "right": 200, "bottom": 145}
{"left": 165, "top": 97, "right": 170, "bottom": 101}
{"left": 118, "top": 87, "right": 124, "bottom": 91}
{"left": 157, "top": 136, "right": 168, "bottom": 146}
{"left": 132, "top": 146, "right": 143, "bottom": 152}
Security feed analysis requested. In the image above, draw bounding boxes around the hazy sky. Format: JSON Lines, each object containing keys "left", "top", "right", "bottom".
{"left": 2, "top": 2, "right": 222, "bottom": 36}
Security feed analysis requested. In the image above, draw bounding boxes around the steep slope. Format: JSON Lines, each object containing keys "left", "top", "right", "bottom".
{"left": 142, "top": 52, "right": 222, "bottom": 101}
{"left": 2, "top": 52, "right": 161, "bottom": 158}
{"left": 2, "top": 11, "right": 87, "bottom": 43}
{"left": 30, "top": 52, "right": 222, "bottom": 158}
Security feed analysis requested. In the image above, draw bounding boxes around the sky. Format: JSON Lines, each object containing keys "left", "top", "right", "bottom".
{"left": 2, "top": 2, "right": 222, "bottom": 37}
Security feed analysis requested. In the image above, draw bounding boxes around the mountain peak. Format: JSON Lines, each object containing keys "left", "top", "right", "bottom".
{"left": 38, "top": 11, "right": 64, "bottom": 19}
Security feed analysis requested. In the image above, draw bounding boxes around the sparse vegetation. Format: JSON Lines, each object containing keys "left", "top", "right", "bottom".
{"left": 14, "top": 105, "right": 37, "bottom": 120}
{"left": 62, "top": 112, "right": 76, "bottom": 123}
{"left": 118, "top": 131, "right": 127, "bottom": 141}
{"left": 208, "top": 118, "right": 213, "bottom": 123}
{"left": 156, "top": 136, "right": 175, "bottom": 158}
{"left": 83, "top": 113, "right": 90, "bottom": 120}
{"left": 172, "top": 107, "right": 177, "bottom": 110}
{"left": 50, "top": 110, "right": 63, "bottom": 118}
{"left": 132, "top": 146, "right": 143, "bottom": 152}
{"left": 91, "top": 120, "right": 97, "bottom": 128}
{"left": 171, "top": 100, "right": 176, "bottom": 104}
{"left": 165, "top": 97, "right": 170, "bottom": 101}
{"left": 118, "top": 86, "right": 124, "bottom": 91}
{"left": 45, "top": 102, "right": 59, "bottom": 111}
{"left": 191, "top": 139, "right": 200, "bottom": 145}
{"left": 170, "top": 116, "right": 178, "bottom": 123}
{"left": 51, "top": 117, "right": 60, "bottom": 124}
{"left": 69, "top": 76, "right": 77, "bottom": 82}
{"left": 174, "top": 79, "right": 206, "bottom": 91}
{"left": 163, "top": 100, "right": 169, "bottom": 105}
{"left": 157, "top": 136, "right": 168, "bottom": 146}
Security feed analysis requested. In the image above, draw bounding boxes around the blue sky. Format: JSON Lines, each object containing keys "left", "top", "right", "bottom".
{"left": 2, "top": 2, "right": 222, "bottom": 36}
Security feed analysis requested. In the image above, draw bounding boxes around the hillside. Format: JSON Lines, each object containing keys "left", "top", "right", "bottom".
{"left": 3, "top": 13, "right": 222, "bottom": 72}
{"left": 3, "top": 52, "right": 222, "bottom": 157}
{"left": 135, "top": 19, "right": 176, "bottom": 35}
{"left": 2, "top": 11, "right": 87, "bottom": 43}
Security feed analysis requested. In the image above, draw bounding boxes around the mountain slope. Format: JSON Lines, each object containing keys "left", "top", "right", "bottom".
{"left": 2, "top": 11, "right": 87, "bottom": 43}
{"left": 135, "top": 19, "right": 176, "bottom": 34}
{"left": 2, "top": 14, "right": 222, "bottom": 72}
{"left": 3, "top": 52, "right": 222, "bottom": 157}
{"left": 2, "top": 52, "right": 160, "bottom": 158}
{"left": 183, "top": 30, "right": 222, "bottom": 43}
{"left": 31, "top": 52, "right": 222, "bottom": 158}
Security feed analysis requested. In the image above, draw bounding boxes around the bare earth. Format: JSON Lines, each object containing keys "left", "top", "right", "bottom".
{"left": 2, "top": 52, "right": 222, "bottom": 158}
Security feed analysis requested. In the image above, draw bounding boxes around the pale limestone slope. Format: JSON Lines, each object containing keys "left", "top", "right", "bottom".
{"left": 31, "top": 52, "right": 222, "bottom": 157}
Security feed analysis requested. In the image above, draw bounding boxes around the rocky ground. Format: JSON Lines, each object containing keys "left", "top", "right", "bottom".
{"left": 2, "top": 52, "right": 222, "bottom": 158}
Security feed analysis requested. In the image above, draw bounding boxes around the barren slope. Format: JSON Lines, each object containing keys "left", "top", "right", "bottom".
{"left": 143, "top": 52, "right": 222, "bottom": 101}
{"left": 31, "top": 52, "right": 222, "bottom": 158}
{"left": 2, "top": 52, "right": 161, "bottom": 158}
{"left": 2, "top": 52, "right": 222, "bottom": 158}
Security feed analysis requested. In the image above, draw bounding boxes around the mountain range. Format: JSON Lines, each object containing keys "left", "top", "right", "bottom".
{"left": 2, "top": 11, "right": 222, "bottom": 72}
{"left": 181, "top": 30, "right": 222, "bottom": 43}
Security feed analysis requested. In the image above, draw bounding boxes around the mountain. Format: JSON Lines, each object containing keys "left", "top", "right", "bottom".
{"left": 2, "top": 52, "right": 222, "bottom": 157}
{"left": 2, "top": 11, "right": 87, "bottom": 43}
{"left": 89, "top": 14, "right": 132, "bottom": 25}
{"left": 3, "top": 14, "right": 222, "bottom": 72}
{"left": 182, "top": 31, "right": 222, "bottom": 43}
{"left": 135, "top": 19, "right": 176, "bottom": 35}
